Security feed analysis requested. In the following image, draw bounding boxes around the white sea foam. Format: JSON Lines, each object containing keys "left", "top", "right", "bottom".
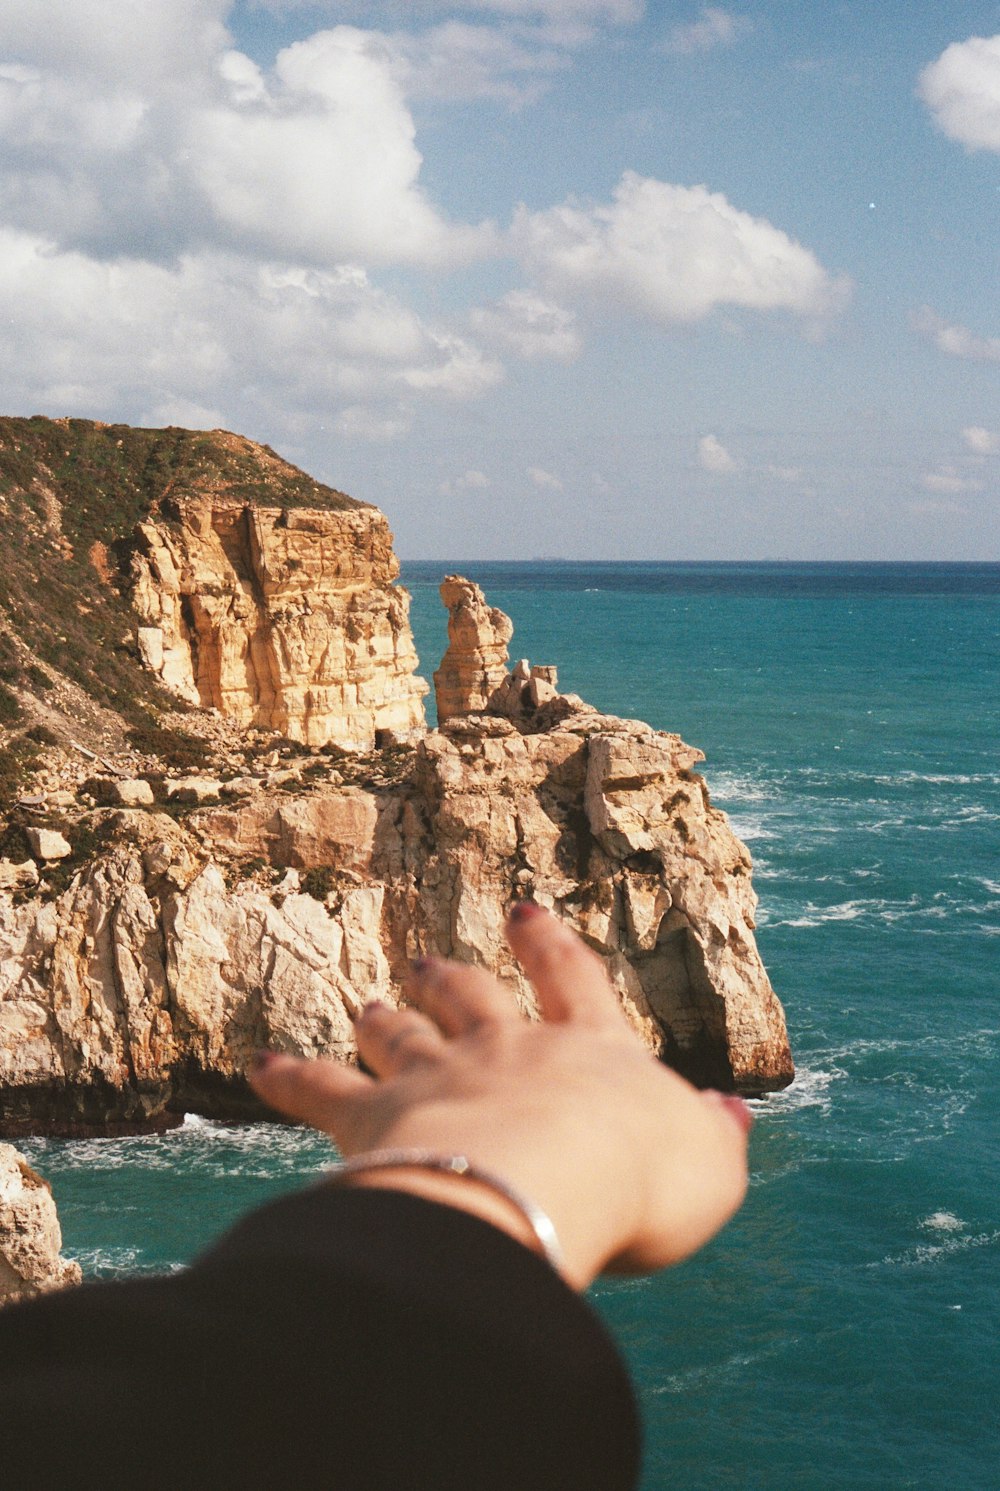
{"left": 750, "top": 1065, "right": 843, "bottom": 1115}
{"left": 649, "top": 1347, "right": 780, "bottom": 1396}
{"left": 920, "top": 1211, "right": 966, "bottom": 1233}
{"left": 23, "top": 1119, "right": 335, "bottom": 1181}
{"left": 762, "top": 891, "right": 962, "bottom": 929}
{"left": 871, "top": 1229, "right": 1000, "bottom": 1269}
{"left": 67, "top": 1246, "right": 180, "bottom": 1280}
{"left": 721, "top": 813, "right": 777, "bottom": 844}
{"left": 708, "top": 771, "right": 781, "bottom": 805}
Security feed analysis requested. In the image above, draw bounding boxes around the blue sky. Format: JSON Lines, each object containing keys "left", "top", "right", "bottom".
{"left": 1, "top": 1, "right": 998, "bottom": 558}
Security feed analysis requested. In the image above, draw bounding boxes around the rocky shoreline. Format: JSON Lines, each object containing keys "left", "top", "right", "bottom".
{"left": 0, "top": 576, "right": 792, "bottom": 1138}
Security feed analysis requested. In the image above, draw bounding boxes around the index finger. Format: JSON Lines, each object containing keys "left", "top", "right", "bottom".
{"left": 505, "top": 902, "right": 626, "bottom": 1029}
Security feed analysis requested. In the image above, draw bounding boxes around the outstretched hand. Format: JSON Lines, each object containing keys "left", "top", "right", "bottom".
{"left": 249, "top": 903, "right": 750, "bottom": 1290}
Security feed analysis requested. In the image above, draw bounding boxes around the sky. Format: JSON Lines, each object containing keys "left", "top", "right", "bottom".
{"left": 1, "top": 1, "right": 998, "bottom": 559}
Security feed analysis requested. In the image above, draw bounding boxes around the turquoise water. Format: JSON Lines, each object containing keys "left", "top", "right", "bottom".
{"left": 22, "top": 563, "right": 1000, "bottom": 1489}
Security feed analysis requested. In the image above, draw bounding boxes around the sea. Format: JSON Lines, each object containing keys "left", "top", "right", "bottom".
{"left": 20, "top": 561, "right": 1000, "bottom": 1490}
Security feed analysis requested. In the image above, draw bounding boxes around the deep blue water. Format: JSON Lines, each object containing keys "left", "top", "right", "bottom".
{"left": 22, "top": 563, "right": 1000, "bottom": 1490}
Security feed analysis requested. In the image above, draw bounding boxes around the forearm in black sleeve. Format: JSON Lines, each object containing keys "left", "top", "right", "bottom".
{"left": 0, "top": 1185, "right": 641, "bottom": 1491}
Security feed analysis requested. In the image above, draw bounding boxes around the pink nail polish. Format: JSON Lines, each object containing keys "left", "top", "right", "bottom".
{"left": 508, "top": 900, "right": 544, "bottom": 923}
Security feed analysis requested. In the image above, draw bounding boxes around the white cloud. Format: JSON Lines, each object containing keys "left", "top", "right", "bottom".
{"left": 0, "top": 8, "right": 494, "bottom": 268}
{"left": 365, "top": 22, "right": 568, "bottom": 107}
{"left": 908, "top": 497, "right": 969, "bottom": 515}
{"left": 190, "top": 28, "right": 495, "bottom": 267}
{"left": 399, "top": 332, "right": 504, "bottom": 396}
{"left": 261, "top": 2, "right": 643, "bottom": 22}
{"left": 919, "top": 34, "right": 1000, "bottom": 152}
{"left": 0, "top": 0, "right": 231, "bottom": 83}
{"left": 471, "top": 289, "right": 582, "bottom": 360}
{"left": 962, "top": 425, "right": 1000, "bottom": 455}
{"left": 919, "top": 467, "right": 984, "bottom": 495}
{"left": 663, "top": 7, "right": 747, "bottom": 56}
{"left": 336, "top": 404, "right": 413, "bottom": 441}
{"left": 512, "top": 172, "right": 848, "bottom": 328}
{"left": 440, "top": 468, "right": 492, "bottom": 496}
{"left": 527, "top": 465, "right": 563, "bottom": 489}
{"left": 141, "top": 395, "right": 227, "bottom": 430}
{"left": 697, "top": 434, "right": 739, "bottom": 474}
{"left": 913, "top": 307, "right": 1000, "bottom": 362}
{"left": 0, "top": 229, "right": 501, "bottom": 434}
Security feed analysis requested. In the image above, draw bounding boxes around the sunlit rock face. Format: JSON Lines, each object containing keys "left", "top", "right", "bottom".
{"left": 0, "top": 1145, "right": 80, "bottom": 1305}
{"left": 433, "top": 575, "right": 514, "bottom": 723}
{"left": 0, "top": 568, "right": 792, "bottom": 1136}
{"left": 130, "top": 500, "right": 427, "bottom": 749}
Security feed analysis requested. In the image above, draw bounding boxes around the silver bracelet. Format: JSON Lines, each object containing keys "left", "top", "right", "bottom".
{"left": 325, "top": 1148, "right": 565, "bottom": 1274}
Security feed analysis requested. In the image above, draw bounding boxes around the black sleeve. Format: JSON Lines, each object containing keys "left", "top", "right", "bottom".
{"left": 0, "top": 1185, "right": 641, "bottom": 1491}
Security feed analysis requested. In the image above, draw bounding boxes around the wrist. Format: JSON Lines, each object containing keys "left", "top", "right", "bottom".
{"left": 323, "top": 1150, "right": 567, "bottom": 1278}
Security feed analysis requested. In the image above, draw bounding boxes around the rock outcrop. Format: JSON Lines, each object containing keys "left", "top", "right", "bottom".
{"left": 0, "top": 579, "right": 792, "bottom": 1133}
{"left": 0, "top": 1144, "right": 81, "bottom": 1305}
{"left": 130, "top": 500, "right": 427, "bottom": 749}
{"left": 433, "top": 575, "right": 515, "bottom": 722}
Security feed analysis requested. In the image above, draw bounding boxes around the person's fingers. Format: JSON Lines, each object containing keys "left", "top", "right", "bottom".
{"left": 353, "top": 1001, "right": 447, "bottom": 1078}
{"left": 406, "top": 956, "right": 519, "bottom": 1036}
{"left": 505, "top": 902, "right": 624, "bottom": 1028}
{"left": 247, "top": 1051, "right": 373, "bottom": 1133}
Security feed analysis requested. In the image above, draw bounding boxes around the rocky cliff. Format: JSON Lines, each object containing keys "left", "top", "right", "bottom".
{"left": 0, "top": 1143, "right": 80, "bottom": 1305}
{"left": 0, "top": 574, "right": 792, "bottom": 1135}
{"left": 0, "top": 416, "right": 427, "bottom": 787}
{"left": 0, "top": 422, "right": 793, "bottom": 1135}
{"left": 130, "top": 500, "right": 426, "bottom": 749}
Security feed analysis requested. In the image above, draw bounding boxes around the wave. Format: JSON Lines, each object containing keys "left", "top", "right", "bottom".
{"left": 721, "top": 813, "right": 779, "bottom": 844}
{"left": 920, "top": 1211, "right": 966, "bottom": 1233}
{"left": 824, "top": 1027, "right": 999, "bottom": 1064}
{"left": 67, "top": 1246, "right": 184, "bottom": 1280}
{"left": 707, "top": 772, "right": 782, "bottom": 805}
{"left": 647, "top": 1345, "right": 784, "bottom": 1397}
{"left": 750, "top": 1065, "right": 844, "bottom": 1115}
{"left": 23, "top": 1118, "right": 335, "bottom": 1181}
{"left": 758, "top": 892, "right": 965, "bottom": 929}
{"left": 870, "top": 1228, "right": 1000, "bottom": 1270}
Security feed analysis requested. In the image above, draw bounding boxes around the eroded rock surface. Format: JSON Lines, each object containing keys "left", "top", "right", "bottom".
{"left": 433, "top": 575, "right": 515, "bottom": 723}
{"left": 130, "top": 500, "right": 428, "bottom": 749}
{"left": 0, "top": 576, "right": 792, "bottom": 1133}
{"left": 0, "top": 1144, "right": 81, "bottom": 1305}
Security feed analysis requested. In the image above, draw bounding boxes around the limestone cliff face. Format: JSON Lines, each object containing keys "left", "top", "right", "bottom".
{"left": 0, "top": 573, "right": 793, "bottom": 1133}
{"left": 130, "top": 499, "right": 427, "bottom": 749}
{"left": 433, "top": 575, "right": 514, "bottom": 723}
{"left": 0, "top": 700, "right": 791, "bottom": 1134}
{"left": 0, "top": 1144, "right": 80, "bottom": 1305}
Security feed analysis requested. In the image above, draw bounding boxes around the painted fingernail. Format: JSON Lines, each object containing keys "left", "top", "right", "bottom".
{"left": 410, "top": 956, "right": 435, "bottom": 976}
{"left": 249, "top": 1049, "right": 278, "bottom": 1074}
{"left": 508, "top": 900, "right": 544, "bottom": 923}
{"left": 702, "top": 1089, "right": 754, "bottom": 1135}
{"left": 357, "top": 999, "right": 388, "bottom": 1021}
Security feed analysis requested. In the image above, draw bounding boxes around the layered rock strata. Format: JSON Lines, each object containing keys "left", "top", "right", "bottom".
{"left": 130, "top": 500, "right": 427, "bottom": 749}
{"left": 0, "top": 1144, "right": 81, "bottom": 1305}
{"left": 0, "top": 582, "right": 792, "bottom": 1133}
